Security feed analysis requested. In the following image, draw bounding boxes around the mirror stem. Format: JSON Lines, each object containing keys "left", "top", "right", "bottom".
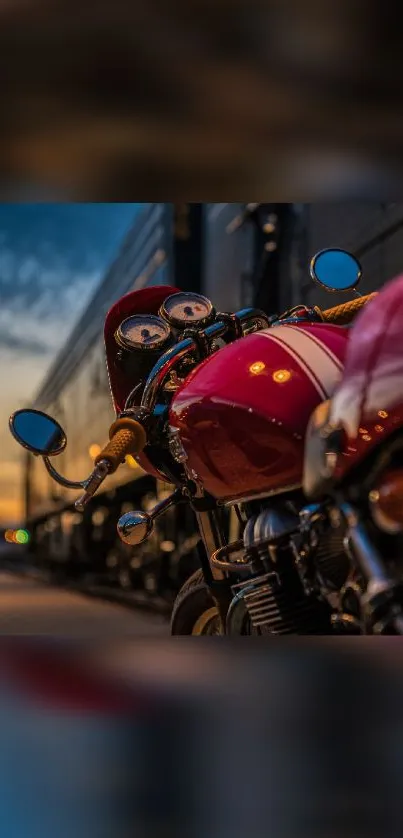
{"left": 43, "top": 456, "right": 87, "bottom": 490}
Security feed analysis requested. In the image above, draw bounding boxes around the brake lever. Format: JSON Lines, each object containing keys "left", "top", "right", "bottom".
{"left": 75, "top": 459, "right": 111, "bottom": 512}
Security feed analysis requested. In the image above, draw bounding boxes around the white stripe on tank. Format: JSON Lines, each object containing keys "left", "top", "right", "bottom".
{"left": 259, "top": 325, "right": 343, "bottom": 399}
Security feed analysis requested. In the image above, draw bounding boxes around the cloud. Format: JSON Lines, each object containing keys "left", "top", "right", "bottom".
{"left": 0, "top": 262, "right": 102, "bottom": 358}
{"left": 0, "top": 331, "right": 51, "bottom": 356}
{"left": 0, "top": 249, "right": 101, "bottom": 317}
{"left": 0, "top": 203, "right": 139, "bottom": 323}
{"left": 0, "top": 205, "right": 138, "bottom": 370}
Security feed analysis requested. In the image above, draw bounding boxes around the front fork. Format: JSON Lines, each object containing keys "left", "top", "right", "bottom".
{"left": 189, "top": 488, "right": 233, "bottom": 630}
{"left": 341, "top": 502, "right": 403, "bottom": 634}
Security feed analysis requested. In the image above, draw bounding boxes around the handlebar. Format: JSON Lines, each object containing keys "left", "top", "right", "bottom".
{"left": 74, "top": 418, "right": 147, "bottom": 511}
{"left": 319, "top": 292, "right": 378, "bottom": 325}
{"left": 94, "top": 418, "right": 147, "bottom": 472}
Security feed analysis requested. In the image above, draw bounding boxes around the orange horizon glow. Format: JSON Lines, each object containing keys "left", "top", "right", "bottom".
{"left": 0, "top": 497, "right": 23, "bottom": 529}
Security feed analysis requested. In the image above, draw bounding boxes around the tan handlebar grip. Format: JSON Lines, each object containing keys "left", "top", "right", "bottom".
{"left": 94, "top": 418, "right": 147, "bottom": 473}
{"left": 320, "top": 292, "right": 378, "bottom": 325}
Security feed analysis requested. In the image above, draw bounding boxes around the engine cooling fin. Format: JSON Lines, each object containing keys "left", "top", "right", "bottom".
{"left": 229, "top": 502, "right": 342, "bottom": 635}
{"left": 231, "top": 573, "right": 331, "bottom": 635}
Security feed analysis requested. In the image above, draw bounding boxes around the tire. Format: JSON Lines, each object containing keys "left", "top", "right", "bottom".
{"left": 170, "top": 569, "right": 222, "bottom": 635}
{"left": 170, "top": 569, "right": 254, "bottom": 635}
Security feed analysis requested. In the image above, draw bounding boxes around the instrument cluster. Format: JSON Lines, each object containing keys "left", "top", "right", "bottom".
{"left": 115, "top": 292, "right": 215, "bottom": 353}
{"left": 114, "top": 292, "right": 216, "bottom": 400}
{"left": 116, "top": 314, "right": 172, "bottom": 353}
{"left": 160, "top": 292, "right": 214, "bottom": 330}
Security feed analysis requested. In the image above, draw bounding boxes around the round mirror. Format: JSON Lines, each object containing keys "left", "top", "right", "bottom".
{"left": 310, "top": 248, "right": 362, "bottom": 292}
{"left": 9, "top": 409, "right": 67, "bottom": 456}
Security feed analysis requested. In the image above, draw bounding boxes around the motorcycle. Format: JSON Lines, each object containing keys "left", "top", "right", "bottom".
{"left": 303, "top": 267, "right": 403, "bottom": 634}
{"left": 9, "top": 248, "right": 377, "bottom": 634}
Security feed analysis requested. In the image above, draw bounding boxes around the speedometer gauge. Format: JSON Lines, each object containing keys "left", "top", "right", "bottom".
{"left": 160, "top": 292, "right": 215, "bottom": 329}
{"left": 115, "top": 314, "right": 173, "bottom": 352}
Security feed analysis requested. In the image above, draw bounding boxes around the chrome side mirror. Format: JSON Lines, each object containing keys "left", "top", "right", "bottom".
{"left": 310, "top": 248, "right": 362, "bottom": 293}
{"left": 117, "top": 511, "right": 154, "bottom": 546}
{"left": 9, "top": 409, "right": 67, "bottom": 456}
{"left": 117, "top": 489, "right": 183, "bottom": 546}
{"left": 9, "top": 408, "right": 92, "bottom": 495}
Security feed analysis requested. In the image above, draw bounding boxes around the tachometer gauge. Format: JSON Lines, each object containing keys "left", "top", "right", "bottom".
{"left": 160, "top": 292, "right": 215, "bottom": 330}
{"left": 115, "top": 314, "right": 173, "bottom": 352}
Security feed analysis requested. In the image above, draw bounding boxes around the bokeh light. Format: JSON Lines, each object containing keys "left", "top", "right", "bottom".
{"left": 16, "top": 529, "right": 30, "bottom": 545}
{"left": 89, "top": 444, "right": 101, "bottom": 459}
{"left": 125, "top": 455, "right": 139, "bottom": 469}
{"left": 5, "top": 529, "right": 31, "bottom": 545}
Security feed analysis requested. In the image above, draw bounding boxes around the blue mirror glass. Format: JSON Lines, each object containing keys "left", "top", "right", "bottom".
{"left": 310, "top": 249, "right": 362, "bottom": 292}
{"left": 9, "top": 409, "right": 66, "bottom": 456}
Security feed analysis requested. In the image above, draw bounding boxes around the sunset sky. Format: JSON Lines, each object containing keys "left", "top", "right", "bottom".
{"left": 0, "top": 203, "right": 140, "bottom": 527}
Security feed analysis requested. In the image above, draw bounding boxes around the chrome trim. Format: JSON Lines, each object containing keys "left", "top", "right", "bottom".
{"left": 117, "top": 489, "right": 182, "bottom": 544}
{"left": 194, "top": 509, "right": 227, "bottom": 581}
{"left": 221, "top": 482, "right": 302, "bottom": 507}
{"left": 42, "top": 455, "right": 112, "bottom": 507}
{"left": 43, "top": 456, "right": 86, "bottom": 490}
{"left": 210, "top": 540, "right": 247, "bottom": 572}
{"left": 141, "top": 336, "right": 195, "bottom": 410}
{"left": 74, "top": 460, "right": 111, "bottom": 512}
{"left": 141, "top": 308, "right": 271, "bottom": 411}
{"left": 168, "top": 426, "right": 188, "bottom": 463}
{"left": 117, "top": 510, "right": 154, "bottom": 546}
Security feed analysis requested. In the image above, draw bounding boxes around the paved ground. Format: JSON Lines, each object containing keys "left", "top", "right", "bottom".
{"left": 0, "top": 564, "right": 168, "bottom": 636}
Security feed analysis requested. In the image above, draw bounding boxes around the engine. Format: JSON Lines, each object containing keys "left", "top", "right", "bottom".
{"left": 220, "top": 500, "right": 350, "bottom": 635}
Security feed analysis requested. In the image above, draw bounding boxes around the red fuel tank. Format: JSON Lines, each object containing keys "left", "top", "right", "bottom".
{"left": 169, "top": 323, "right": 348, "bottom": 502}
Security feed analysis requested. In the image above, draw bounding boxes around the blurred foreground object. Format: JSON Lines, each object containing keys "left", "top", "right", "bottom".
{"left": 0, "top": 639, "right": 403, "bottom": 838}
{"left": 0, "top": 0, "right": 401, "bottom": 198}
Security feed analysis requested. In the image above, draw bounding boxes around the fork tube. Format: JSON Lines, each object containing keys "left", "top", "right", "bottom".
{"left": 194, "top": 509, "right": 226, "bottom": 582}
